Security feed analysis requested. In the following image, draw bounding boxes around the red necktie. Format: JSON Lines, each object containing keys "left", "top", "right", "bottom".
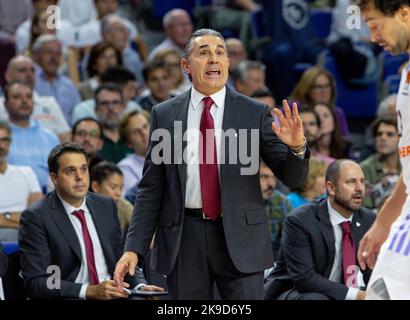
{"left": 199, "top": 97, "right": 221, "bottom": 219}
{"left": 72, "top": 209, "right": 99, "bottom": 285}
{"left": 340, "top": 221, "right": 357, "bottom": 288}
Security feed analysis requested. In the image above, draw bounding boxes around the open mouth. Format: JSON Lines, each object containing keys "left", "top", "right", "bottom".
{"left": 205, "top": 70, "right": 221, "bottom": 77}
{"left": 352, "top": 195, "right": 363, "bottom": 201}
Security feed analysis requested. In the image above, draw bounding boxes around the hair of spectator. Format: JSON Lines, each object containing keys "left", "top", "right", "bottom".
{"left": 183, "top": 28, "right": 226, "bottom": 59}
{"left": 291, "top": 66, "right": 337, "bottom": 107}
{"left": 142, "top": 59, "right": 168, "bottom": 82}
{"left": 3, "top": 81, "right": 32, "bottom": 102}
{"left": 87, "top": 42, "right": 123, "bottom": 78}
{"left": 101, "top": 66, "right": 136, "bottom": 86}
{"left": 299, "top": 106, "right": 322, "bottom": 128}
{"left": 325, "top": 159, "right": 356, "bottom": 186}
{"left": 32, "top": 34, "right": 61, "bottom": 54}
{"left": 0, "top": 120, "right": 12, "bottom": 135}
{"left": 119, "top": 110, "right": 151, "bottom": 144}
{"left": 163, "top": 8, "right": 190, "bottom": 29}
{"left": 72, "top": 117, "right": 104, "bottom": 139}
{"left": 94, "top": 82, "right": 124, "bottom": 106}
{"left": 101, "top": 14, "right": 128, "bottom": 34}
{"left": 48, "top": 143, "right": 89, "bottom": 174}
{"left": 371, "top": 116, "right": 398, "bottom": 138}
{"left": 234, "top": 60, "right": 266, "bottom": 83}
{"left": 91, "top": 161, "right": 123, "bottom": 185}
{"left": 377, "top": 94, "right": 397, "bottom": 117}
{"left": 354, "top": 0, "right": 410, "bottom": 16}
{"left": 301, "top": 157, "right": 327, "bottom": 194}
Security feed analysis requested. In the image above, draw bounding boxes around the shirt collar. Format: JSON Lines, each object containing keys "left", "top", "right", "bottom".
{"left": 36, "top": 64, "right": 59, "bottom": 82}
{"left": 57, "top": 192, "right": 88, "bottom": 216}
{"left": 9, "top": 119, "right": 39, "bottom": 129}
{"left": 327, "top": 198, "right": 353, "bottom": 227}
{"left": 190, "top": 86, "right": 226, "bottom": 110}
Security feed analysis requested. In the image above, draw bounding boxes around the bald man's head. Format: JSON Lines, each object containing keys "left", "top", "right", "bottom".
{"left": 5, "top": 55, "right": 36, "bottom": 89}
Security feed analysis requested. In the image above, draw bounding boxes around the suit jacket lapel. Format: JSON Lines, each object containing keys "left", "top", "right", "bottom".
{"left": 86, "top": 195, "right": 115, "bottom": 273}
{"left": 317, "top": 200, "right": 336, "bottom": 277}
{"left": 174, "top": 90, "right": 191, "bottom": 198}
{"left": 48, "top": 191, "right": 82, "bottom": 261}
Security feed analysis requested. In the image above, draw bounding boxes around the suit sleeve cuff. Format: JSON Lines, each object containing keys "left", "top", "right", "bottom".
{"left": 345, "top": 287, "right": 359, "bottom": 300}
{"left": 79, "top": 284, "right": 88, "bottom": 300}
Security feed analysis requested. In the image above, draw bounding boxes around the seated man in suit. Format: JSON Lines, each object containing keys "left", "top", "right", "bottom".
{"left": 19, "top": 143, "right": 164, "bottom": 299}
{"left": 265, "top": 159, "right": 376, "bottom": 300}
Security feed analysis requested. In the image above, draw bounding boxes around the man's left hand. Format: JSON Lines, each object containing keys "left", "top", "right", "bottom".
{"left": 272, "top": 100, "right": 305, "bottom": 148}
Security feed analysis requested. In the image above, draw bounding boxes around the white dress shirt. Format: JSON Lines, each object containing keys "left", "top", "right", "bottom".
{"left": 327, "top": 199, "right": 365, "bottom": 300}
{"left": 184, "top": 86, "right": 226, "bottom": 209}
{"left": 58, "top": 195, "right": 110, "bottom": 299}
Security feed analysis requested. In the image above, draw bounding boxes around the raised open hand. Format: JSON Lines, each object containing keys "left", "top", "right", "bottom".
{"left": 272, "top": 100, "right": 305, "bottom": 148}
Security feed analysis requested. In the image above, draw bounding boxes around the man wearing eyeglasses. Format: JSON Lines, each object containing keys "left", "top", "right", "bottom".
{"left": 360, "top": 116, "right": 401, "bottom": 209}
{"left": 0, "top": 120, "right": 42, "bottom": 242}
{"left": 72, "top": 117, "right": 104, "bottom": 170}
{"left": 94, "top": 83, "right": 131, "bottom": 163}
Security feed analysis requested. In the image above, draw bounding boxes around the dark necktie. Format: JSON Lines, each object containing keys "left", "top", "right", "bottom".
{"left": 340, "top": 221, "right": 357, "bottom": 288}
{"left": 199, "top": 97, "right": 221, "bottom": 219}
{"left": 72, "top": 209, "right": 99, "bottom": 285}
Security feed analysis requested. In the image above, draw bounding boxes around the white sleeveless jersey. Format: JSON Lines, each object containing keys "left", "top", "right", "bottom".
{"left": 397, "top": 62, "right": 410, "bottom": 194}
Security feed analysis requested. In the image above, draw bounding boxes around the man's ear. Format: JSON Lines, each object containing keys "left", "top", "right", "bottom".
{"left": 326, "top": 181, "right": 335, "bottom": 196}
{"left": 398, "top": 7, "right": 410, "bottom": 23}
{"left": 181, "top": 58, "right": 190, "bottom": 76}
{"left": 91, "top": 181, "right": 99, "bottom": 193}
{"left": 50, "top": 172, "right": 58, "bottom": 188}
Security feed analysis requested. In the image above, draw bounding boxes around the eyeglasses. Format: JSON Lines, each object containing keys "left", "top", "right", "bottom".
{"left": 74, "top": 129, "right": 100, "bottom": 139}
{"left": 97, "top": 100, "right": 123, "bottom": 108}
{"left": 0, "top": 137, "right": 11, "bottom": 144}
{"left": 312, "top": 84, "right": 331, "bottom": 91}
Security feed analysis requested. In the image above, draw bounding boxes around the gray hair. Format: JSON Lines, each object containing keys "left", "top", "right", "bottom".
{"left": 0, "top": 120, "right": 11, "bottom": 135}
{"left": 183, "top": 28, "right": 226, "bottom": 59}
{"left": 235, "top": 60, "right": 266, "bottom": 82}
{"left": 101, "top": 14, "right": 128, "bottom": 34}
{"left": 32, "top": 34, "right": 61, "bottom": 53}
{"left": 377, "top": 94, "right": 397, "bottom": 117}
{"left": 163, "top": 8, "right": 190, "bottom": 29}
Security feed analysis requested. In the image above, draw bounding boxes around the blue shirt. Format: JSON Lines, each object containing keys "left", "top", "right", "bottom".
{"left": 34, "top": 67, "right": 81, "bottom": 123}
{"left": 8, "top": 120, "right": 59, "bottom": 190}
{"left": 287, "top": 192, "right": 309, "bottom": 209}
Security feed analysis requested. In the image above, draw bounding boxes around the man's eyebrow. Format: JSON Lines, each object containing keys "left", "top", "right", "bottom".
{"left": 197, "top": 44, "right": 226, "bottom": 50}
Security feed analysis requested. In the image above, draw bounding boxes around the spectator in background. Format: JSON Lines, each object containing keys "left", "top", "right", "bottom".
{"left": 377, "top": 93, "right": 397, "bottom": 118}
{"left": 138, "top": 59, "right": 173, "bottom": 112}
{"left": 72, "top": 66, "right": 142, "bottom": 125}
{"left": 287, "top": 157, "right": 327, "bottom": 209}
{"left": 291, "top": 66, "right": 350, "bottom": 138}
{"left": 154, "top": 49, "right": 191, "bottom": 96}
{"left": 118, "top": 110, "right": 150, "bottom": 195}
{"left": 234, "top": 60, "right": 267, "bottom": 97}
{"left": 260, "top": 161, "right": 293, "bottom": 260}
{"left": 33, "top": 34, "right": 81, "bottom": 123}
{"left": 58, "top": 0, "right": 97, "bottom": 28}
{"left": 314, "top": 103, "right": 351, "bottom": 159}
{"left": 94, "top": 83, "right": 131, "bottom": 163}
{"left": 226, "top": 38, "right": 247, "bottom": 88}
{"left": 4, "top": 82, "right": 59, "bottom": 191}
{"left": 15, "top": 1, "right": 75, "bottom": 54}
{"left": 91, "top": 161, "right": 133, "bottom": 233}
{"left": 0, "top": 55, "right": 71, "bottom": 142}
{"left": 360, "top": 117, "right": 401, "bottom": 209}
{"left": 100, "top": 15, "right": 144, "bottom": 85}
{"left": 299, "top": 107, "right": 335, "bottom": 165}
{"left": 0, "top": 0, "right": 32, "bottom": 41}
{"left": 148, "top": 9, "right": 193, "bottom": 61}
{"left": 77, "top": 42, "right": 123, "bottom": 101}
{"left": 251, "top": 88, "right": 276, "bottom": 114}
{"left": 72, "top": 117, "right": 104, "bottom": 171}
{"left": 0, "top": 121, "right": 42, "bottom": 242}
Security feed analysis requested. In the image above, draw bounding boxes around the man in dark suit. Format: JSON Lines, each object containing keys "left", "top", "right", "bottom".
{"left": 265, "top": 159, "right": 376, "bottom": 300}
{"left": 114, "top": 28, "right": 310, "bottom": 300}
{"left": 19, "top": 143, "right": 163, "bottom": 299}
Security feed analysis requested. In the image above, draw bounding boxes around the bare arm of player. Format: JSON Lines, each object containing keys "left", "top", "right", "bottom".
{"left": 358, "top": 173, "right": 407, "bottom": 270}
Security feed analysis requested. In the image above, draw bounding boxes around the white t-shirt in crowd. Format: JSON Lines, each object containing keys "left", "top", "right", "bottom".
{"left": 0, "top": 164, "right": 42, "bottom": 213}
